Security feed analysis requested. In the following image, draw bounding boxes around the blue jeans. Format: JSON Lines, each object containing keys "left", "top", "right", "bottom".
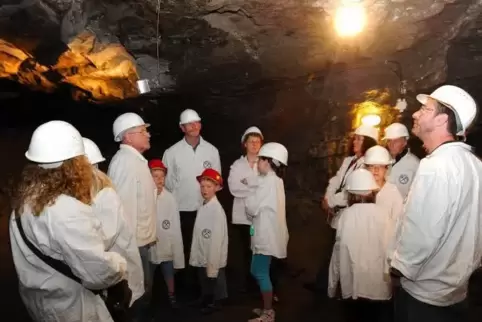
{"left": 160, "top": 261, "right": 174, "bottom": 280}
{"left": 129, "top": 245, "right": 154, "bottom": 322}
{"left": 251, "top": 254, "right": 273, "bottom": 292}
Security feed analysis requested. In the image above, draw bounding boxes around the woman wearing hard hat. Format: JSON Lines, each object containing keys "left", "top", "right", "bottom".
{"left": 327, "top": 168, "right": 392, "bottom": 322}
{"left": 10, "top": 121, "right": 129, "bottom": 322}
{"left": 305, "top": 124, "right": 378, "bottom": 294}
{"left": 245, "top": 142, "right": 289, "bottom": 322}
{"left": 228, "top": 126, "right": 264, "bottom": 293}
{"left": 364, "top": 145, "right": 403, "bottom": 245}
{"left": 382, "top": 123, "right": 420, "bottom": 200}
{"left": 83, "top": 138, "right": 146, "bottom": 313}
{"left": 389, "top": 85, "right": 482, "bottom": 322}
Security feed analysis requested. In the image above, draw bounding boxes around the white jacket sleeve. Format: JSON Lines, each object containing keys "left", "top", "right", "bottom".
{"left": 212, "top": 148, "right": 222, "bottom": 175}
{"left": 245, "top": 179, "right": 275, "bottom": 218}
{"left": 206, "top": 208, "right": 228, "bottom": 278}
{"left": 228, "top": 162, "right": 258, "bottom": 198}
{"left": 108, "top": 161, "right": 138, "bottom": 241}
{"left": 162, "top": 149, "right": 176, "bottom": 193}
{"left": 325, "top": 159, "right": 349, "bottom": 208}
{"left": 390, "top": 170, "right": 450, "bottom": 280}
{"left": 170, "top": 198, "right": 185, "bottom": 269}
{"left": 52, "top": 206, "right": 127, "bottom": 290}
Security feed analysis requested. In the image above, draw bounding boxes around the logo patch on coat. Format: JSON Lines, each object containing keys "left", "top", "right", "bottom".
{"left": 399, "top": 174, "right": 409, "bottom": 184}
{"left": 203, "top": 161, "right": 212, "bottom": 169}
{"left": 162, "top": 220, "right": 170, "bottom": 230}
{"left": 202, "top": 229, "right": 211, "bottom": 239}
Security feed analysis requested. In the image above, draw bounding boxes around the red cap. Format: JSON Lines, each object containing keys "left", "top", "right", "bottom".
{"left": 148, "top": 159, "right": 167, "bottom": 172}
{"left": 196, "top": 168, "right": 223, "bottom": 187}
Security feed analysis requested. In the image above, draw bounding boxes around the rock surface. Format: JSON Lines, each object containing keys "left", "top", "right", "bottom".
{"left": 1, "top": 0, "right": 482, "bottom": 100}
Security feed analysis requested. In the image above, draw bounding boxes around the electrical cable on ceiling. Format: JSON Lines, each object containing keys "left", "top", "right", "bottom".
{"left": 156, "top": 0, "right": 161, "bottom": 87}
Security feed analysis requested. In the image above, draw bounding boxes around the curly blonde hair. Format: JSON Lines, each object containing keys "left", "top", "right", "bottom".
{"left": 13, "top": 156, "right": 94, "bottom": 215}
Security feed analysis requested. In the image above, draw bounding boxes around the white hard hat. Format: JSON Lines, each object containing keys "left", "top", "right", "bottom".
{"left": 241, "top": 126, "right": 263, "bottom": 143}
{"left": 384, "top": 123, "right": 409, "bottom": 140}
{"left": 179, "top": 109, "right": 201, "bottom": 125}
{"left": 258, "top": 142, "right": 288, "bottom": 166}
{"left": 82, "top": 138, "right": 106, "bottom": 165}
{"left": 113, "top": 113, "right": 150, "bottom": 142}
{"left": 355, "top": 125, "right": 379, "bottom": 142}
{"left": 416, "top": 85, "right": 477, "bottom": 136}
{"left": 346, "top": 168, "right": 379, "bottom": 195}
{"left": 364, "top": 145, "right": 393, "bottom": 165}
{"left": 25, "top": 120, "right": 85, "bottom": 164}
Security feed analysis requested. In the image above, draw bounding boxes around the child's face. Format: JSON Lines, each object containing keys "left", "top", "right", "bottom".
{"left": 151, "top": 169, "right": 166, "bottom": 190}
{"left": 257, "top": 157, "right": 271, "bottom": 175}
{"left": 200, "top": 179, "right": 219, "bottom": 200}
{"left": 366, "top": 164, "right": 387, "bottom": 184}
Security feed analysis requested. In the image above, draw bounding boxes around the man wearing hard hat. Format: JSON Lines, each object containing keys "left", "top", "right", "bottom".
{"left": 383, "top": 123, "right": 420, "bottom": 199}
{"left": 389, "top": 85, "right": 482, "bottom": 322}
{"left": 162, "top": 109, "right": 221, "bottom": 286}
{"left": 108, "top": 112, "right": 157, "bottom": 321}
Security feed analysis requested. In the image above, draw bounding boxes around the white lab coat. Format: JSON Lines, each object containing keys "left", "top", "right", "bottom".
{"left": 246, "top": 171, "right": 289, "bottom": 259}
{"left": 10, "top": 195, "right": 127, "bottom": 322}
{"left": 108, "top": 144, "right": 157, "bottom": 247}
{"left": 376, "top": 181, "right": 404, "bottom": 251}
{"left": 387, "top": 149, "right": 420, "bottom": 200}
{"left": 91, "top": 169, "right": 145, "bottom": 305}
{"left": 228, "top": 156, "right": 259, "bottom": 225}
{"left": 149, "top": 189, "right": 185, "bottom": 269}
{"left": 390, "top": 142, "right": 482, "bottom": 306}
{"left": 162, "top": 137, "right": 221, "bottom": 212}
{"left": 189, "top": 196, "right": 228, "bottom": 278}
{"left": 325, "top": 156, "right": 365, "bottom": 229}
{"left": 328, "top": 203, "right": 391, "bottom": 300}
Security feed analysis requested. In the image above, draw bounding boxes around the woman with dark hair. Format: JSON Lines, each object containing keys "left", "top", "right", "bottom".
{"left": 228, "top": 126, "right": 264, "bottom": 293}
{"left": 305, "top": 125, "right": 379, "bottom": 295}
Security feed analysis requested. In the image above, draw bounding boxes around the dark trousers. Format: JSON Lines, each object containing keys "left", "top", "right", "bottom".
{"left": 179, "top": 211, "right": 197, "bottom": 289}
{"left": 270, "top": 257, "right": 283, "bottom": 295}
{"left": 343, "top": 298, "right": 392, "bottom": 322}
{"left": 394, "top": 286, "right": 468, "bottom": 322}
{"left": 233, "top": 224, "right": 253, "bottom": 289}
{"left": 314, "top": 227, "right": 337, "bottom": 291}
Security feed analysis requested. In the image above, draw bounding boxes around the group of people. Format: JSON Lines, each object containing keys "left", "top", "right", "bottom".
{"left": 9, "top": 108, "right": 289, "bottom": 322}
{"left": 307, "top": 84, "right": 482, "bottom": 322}
{"left": 8, "top": 83, "right": 482, "bottom": 322}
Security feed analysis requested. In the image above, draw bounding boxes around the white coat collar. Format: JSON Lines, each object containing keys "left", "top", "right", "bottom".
{"left": 202, "top": 195, "right": 219, "bottom": 207}
{"left": 427, "top": 141, "right": 473, "bottom": 158}
{"left": 120, "top": 144, "right": 147, "bottom": 162}
{"left": 182, "top": 136, "right": 206, "bottom": 148}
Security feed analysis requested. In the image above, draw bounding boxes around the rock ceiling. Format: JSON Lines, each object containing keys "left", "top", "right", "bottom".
{"left": 1, "top": 0, "right": 482, "bottom": 101}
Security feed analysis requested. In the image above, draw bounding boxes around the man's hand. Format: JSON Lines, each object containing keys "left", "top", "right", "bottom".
{"left": 321, "top": 196, "right": 329, "bottom": 212}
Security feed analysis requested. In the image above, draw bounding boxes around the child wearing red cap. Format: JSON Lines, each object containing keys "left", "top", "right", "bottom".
{"left": 148, "top": 159, "right": 184, "bottom": 309}
{"left": 189, "top": 168, "right": 228, "bottom": 314}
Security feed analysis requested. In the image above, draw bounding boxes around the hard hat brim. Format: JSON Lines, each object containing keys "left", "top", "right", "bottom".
{"left": 114, "top": 123, "right": 151, "bottom": 142}
{"left": 179, "top": 117, "right": 202, "bottom": 125}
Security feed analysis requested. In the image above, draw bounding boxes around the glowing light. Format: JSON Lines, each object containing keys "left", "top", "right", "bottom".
{"left": 334, "top": 3, "right": 366, "bottom": 37}
{"left": 361, "top": 114, "right": 381, "bottom": 126}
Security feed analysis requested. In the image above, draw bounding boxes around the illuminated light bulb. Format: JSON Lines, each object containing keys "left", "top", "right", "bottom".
{"left": 361, "top": 114, "right": 381, "bottom": 126}
{"left": 334, "top": 3, "right": 366, "bottom": 37}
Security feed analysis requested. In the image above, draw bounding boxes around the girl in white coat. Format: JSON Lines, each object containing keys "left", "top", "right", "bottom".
{"left": 364, "top": 145, "right": 404, "bottom": 247}
{"left": 246, "top": 142, "right": 289, "bottom": 322}
{"left": 328, "top": 168, "right": 391, "bottom": 322}
{"left": 306, "top": 125, "right": 378, "bottom": 294}
{"left": 83, "top": 138, "right": 145, "bottom": 310}
{"left": 148, "top": 159, "right": 184, "bottom": 309}
{"left": 190, "top": 168, "right": 228, "bottom": 314}
{"left": 10, "top": 121, "right": 129, "bottom": 322}
{"left": 228, "top": 126, "right": 263, "bottom": 292}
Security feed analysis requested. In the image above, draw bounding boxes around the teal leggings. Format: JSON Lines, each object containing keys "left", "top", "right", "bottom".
{"left": 251, "top": 254, "right": 272, "bottom": 292}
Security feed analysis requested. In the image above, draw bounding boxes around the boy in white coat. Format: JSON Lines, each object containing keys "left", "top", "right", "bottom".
{"left": 148, "top": 159, "right": 184, "bottom": 309}
{"left": 190, "top": 168, "right": 228, "bottom": 314}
